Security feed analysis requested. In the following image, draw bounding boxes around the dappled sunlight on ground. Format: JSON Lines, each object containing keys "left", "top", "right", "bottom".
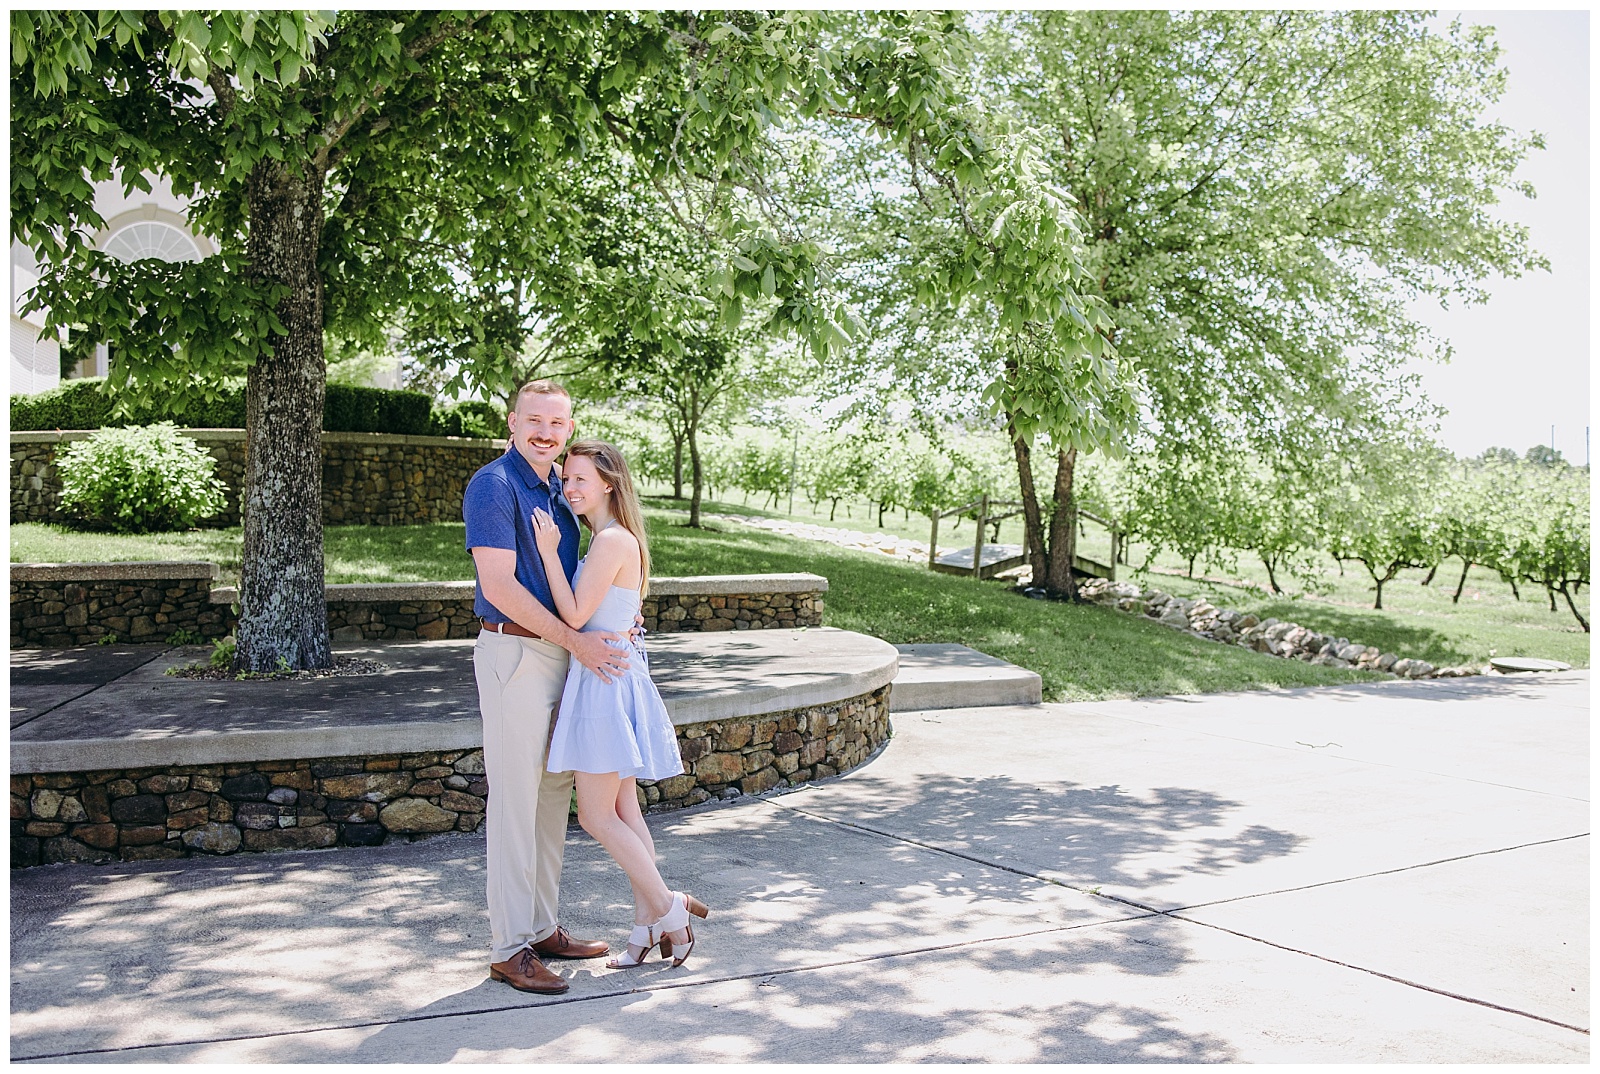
{"left": 11, "top": 759, "right": 1283, "bottom": 1060}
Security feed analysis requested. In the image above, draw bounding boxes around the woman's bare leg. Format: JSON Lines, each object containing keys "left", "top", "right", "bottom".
{"left": 616, "top": 779, "right": 658, "bottom": 925}
{"left": 576, "top": 772, "right": 671, "bottom": 926}
{"left": 613, "top": 778, "right": 689, "bottom": 947}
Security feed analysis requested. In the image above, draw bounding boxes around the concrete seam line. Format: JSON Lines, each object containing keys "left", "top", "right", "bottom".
{"left": 1166, "top": 832, "right": 1591, "bottom": 913}
{"left": 1082, "top": 711, "right": 1592, "bottom": 805}
{"left": 1160, "top": 913, "right": 1591, "bottom": 1037}
{"left": 765, "top": 804, "right": 1594, "bottom": 1037}
{"left": 8, "top": 647, "right": 173, "bottom": 732}
{"left": 9, "top": 915, "right": 1159, "bottom": 1062}
{"left": 7, "top": 684, "right": 99, "bottom": 732}
{"left": 769, "top": 799, "right": 1157, "bottom": 907}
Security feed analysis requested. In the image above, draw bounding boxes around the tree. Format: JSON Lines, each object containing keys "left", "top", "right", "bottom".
{"left": 971, "top": 11, "right": 1542, "bottom": 595}
{"left": 1524, "top": 445, "right": 1567, "bottom": 468}
{"left": 17, "top": 11, "right": 1112, "bottom": 666}
{"left": 16, "top": 11, "right": 669, "bottom": 669}
{"left": 801, "top": 123, "right": 1135, "bottom": 595}
{"left": 1128, "top": 450, "right": 1241, "bottom": 579}
{"left": 1229, "top": 461, "right": 1328, "bottom": 595}
{"left": 1503, "top": 461, "right": 1590, "bottom": 631}
{"left": 1324, "top": 443, "right": 1448, "bottom": 610}
{"left": 800, "top": 430, "right": 863, "bottom": 521}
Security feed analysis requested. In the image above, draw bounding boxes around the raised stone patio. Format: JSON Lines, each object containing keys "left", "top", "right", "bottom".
{"left": 10, "top": 629, "right": 897, "bottom": 866}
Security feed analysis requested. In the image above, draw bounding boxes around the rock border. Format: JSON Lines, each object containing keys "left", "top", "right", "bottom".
{"left": 1076, "top": 578, "right": 1484, "bottom": 680}
{"left": 9, "top": 684, "right": 891, "bottom": 869}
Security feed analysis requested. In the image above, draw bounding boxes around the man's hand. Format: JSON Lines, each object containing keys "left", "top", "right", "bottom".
{"left": 571, "top": 630, "right": 630, "bottom": 684}
{"left": 629, "top": 612, "right": 646, "bottom": 645}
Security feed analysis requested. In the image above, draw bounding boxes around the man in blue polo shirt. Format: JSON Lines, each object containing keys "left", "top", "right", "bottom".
{"left": 463, "top": 378, "right": 631, "bottom": 994}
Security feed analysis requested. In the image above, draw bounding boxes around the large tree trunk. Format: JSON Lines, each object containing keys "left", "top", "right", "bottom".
{"left": 1042, "top": 447, "right": 1078, "bottom": 598}
{"left": 1006, "top": 411, "right": 1048, "bottom": 586}
{"left": 237, "top": 164, "right": 331, "bottom": 671}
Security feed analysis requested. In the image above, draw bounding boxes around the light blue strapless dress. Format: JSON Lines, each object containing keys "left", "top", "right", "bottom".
{"left": 545, "top": 561, "right": 683, "bottom": 780}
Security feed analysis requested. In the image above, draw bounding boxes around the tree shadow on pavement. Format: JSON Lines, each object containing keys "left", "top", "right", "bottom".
{"left": 8, "top": 763, "right": 1298, "bottom": 1062}
{"left": 775, "top": 772, "right": 1306, "bottom": 893}
{"left": 343, "top": 915, "right": 1238, "bottom": 1063}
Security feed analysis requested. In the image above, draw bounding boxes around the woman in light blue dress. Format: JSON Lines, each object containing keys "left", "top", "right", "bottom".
{"left": 532, "top": 440, "right": 708, "bottom": 969}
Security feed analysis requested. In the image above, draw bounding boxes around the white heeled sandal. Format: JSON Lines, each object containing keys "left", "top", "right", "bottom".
{"left": 653, "top": 892, "right": 710, "bottom": 968}
{"left": 607, "top": 924, "right": 657, "bottom": 969}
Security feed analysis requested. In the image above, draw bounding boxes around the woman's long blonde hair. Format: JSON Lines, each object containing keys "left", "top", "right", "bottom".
{"left": 565, "top": 439, "right": 651, "bottom": 597}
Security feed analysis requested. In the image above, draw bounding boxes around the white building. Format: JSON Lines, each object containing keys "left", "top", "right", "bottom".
{"left": 10, "top": 172, "right": 212, "bottom": 395}
{"left": 12, "top": 169, "right": 406, "bottom": 398}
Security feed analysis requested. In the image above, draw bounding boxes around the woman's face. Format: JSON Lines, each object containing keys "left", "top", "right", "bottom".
{"left": 561, "top": 454, "right": 611, "bottom": 518}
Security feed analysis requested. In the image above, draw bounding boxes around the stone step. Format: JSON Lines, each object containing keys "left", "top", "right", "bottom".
{"left": 890, "top": 643, "right": 1042, "bottom": 711}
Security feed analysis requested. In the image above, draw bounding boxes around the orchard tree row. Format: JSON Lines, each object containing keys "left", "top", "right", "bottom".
{"left": 585, "top": 396, "right": 1588, "bottom": 632}
{"left": 1073, "top": 440, "right": 1589, "bottom": 630}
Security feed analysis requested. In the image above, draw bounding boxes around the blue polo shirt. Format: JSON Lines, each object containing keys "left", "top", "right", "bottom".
{"left": 463, "top": 447, "right": 581, "bottom": 623}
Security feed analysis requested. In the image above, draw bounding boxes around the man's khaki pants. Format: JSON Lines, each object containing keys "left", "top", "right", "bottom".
{"left": 474, "top": 629, "right": 575, "bottom": 963}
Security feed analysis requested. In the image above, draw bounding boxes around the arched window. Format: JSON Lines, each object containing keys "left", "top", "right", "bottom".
{"left": 101, "top": 221, "right": 202, "bottom": 264}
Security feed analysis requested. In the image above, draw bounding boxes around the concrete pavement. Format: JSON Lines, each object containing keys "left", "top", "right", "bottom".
{"left": 9, "top": 672, "right": 1588, "bottom": 1062}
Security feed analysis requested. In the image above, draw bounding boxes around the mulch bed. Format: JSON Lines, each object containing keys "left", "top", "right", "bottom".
{"left": 166, "top": 656, "right": 389, "bottom": 681}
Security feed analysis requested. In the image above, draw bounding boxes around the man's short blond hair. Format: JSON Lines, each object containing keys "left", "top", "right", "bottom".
{"left": 512, "top": 379, "right": 571, "bottom": 409}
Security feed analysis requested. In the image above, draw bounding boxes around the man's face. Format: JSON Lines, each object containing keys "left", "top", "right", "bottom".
{"left": 507, "top": 391, "right": 574, "bottom": 474}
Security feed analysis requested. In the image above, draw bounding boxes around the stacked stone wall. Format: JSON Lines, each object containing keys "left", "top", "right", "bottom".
{"left": 643, "top": 590, "right": 822, "bottom": 632}
{"left": 10, "top": 685, "right": 891, "bottom": 868}
{"left": 327, "top": 597, "right": 480, "bottom": 641}
{"left": 10, "top": 748, "right": 489, "bottom": 867}
{"left": 13, "top": 571, "right": 828, "bottom": 647}
{"left": 659, "top": 685, "right": 890, "bottom": 808}
{"left": 10, "top": 564, "right": 225, "bottom": 648}
{"left": 11, "top": 430, "right": 505, "bottom": 528}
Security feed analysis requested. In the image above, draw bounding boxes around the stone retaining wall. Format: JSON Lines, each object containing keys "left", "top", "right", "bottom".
{"left": 11, "top": 429, "right": 505, "bottom": 527}
{"left": 9, "top": 748, "right": 490, "bottom": 867}
{"left": 9, "top": 684, "right": 891, "bottom": 867}
{"left": 643, "top": 575, "right": 824, "bottom": 634}
{"left": 12, "top": 568, "right": 827, "bottom": 648}
{"left": 10, "top": 562, "right": 227, "bottom": 648}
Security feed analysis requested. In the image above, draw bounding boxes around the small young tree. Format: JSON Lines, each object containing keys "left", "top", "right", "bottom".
{"left": 1324, "top": 445, "right": 1449, "bottom": 610}
{"left": 1504, "top": 461, "right": 1590, "bottom": 631}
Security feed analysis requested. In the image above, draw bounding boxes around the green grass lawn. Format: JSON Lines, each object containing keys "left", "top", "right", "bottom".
{"left": 12, "top": 513, "right": 1381, "bottom": 702}
{"left": 647, "top": 489, "right": 1589, "bottom": 670}
{"left": 13, "top": 498, "right": 1584, "bottom": 696}
{"left": 1115, "top": 543, "right": 1589, "bottom": 671}
{"left": 10, "top": 523, "right": 476, "bottom": 586}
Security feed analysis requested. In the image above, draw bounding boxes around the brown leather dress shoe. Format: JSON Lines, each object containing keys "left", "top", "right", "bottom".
{"left": 531, "top": 925, "right": 610, "bottom": 960}
{"left": 489, "top": 948, "right": 569, "bottom": 994}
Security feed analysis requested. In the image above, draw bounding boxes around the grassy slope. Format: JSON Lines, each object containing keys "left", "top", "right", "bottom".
{"left": 640, "top": 510, "right": 1380, "bottom": 701}
{"left": 15, "top": 497, "right": 1584, "bottom": 698}
{"left": 12, "top": 515, "right": 1376, "bottom": 701}
{"left": 1117, "top": 550, "right": 1589, "bottom": 671}
{"left": 640, "top": 488, "right": 1589, "bottom": 670}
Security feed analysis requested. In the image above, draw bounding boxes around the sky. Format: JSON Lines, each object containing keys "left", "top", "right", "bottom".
{"left": 1403, "top": 10, "right": 1590, "bottom": 462}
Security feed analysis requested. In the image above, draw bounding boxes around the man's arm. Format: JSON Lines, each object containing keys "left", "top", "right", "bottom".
{"left": 471, "top": 547, "right": 630, "bottom": 683}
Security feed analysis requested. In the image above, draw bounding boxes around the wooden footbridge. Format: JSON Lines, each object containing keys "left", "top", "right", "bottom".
{"left": 927, "top": 495, "right": 1119, "bottom": 582}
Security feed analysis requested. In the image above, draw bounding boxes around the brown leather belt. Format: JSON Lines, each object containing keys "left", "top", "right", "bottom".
{"left": 481, "top": 619, "right": 542, "bottom": 640}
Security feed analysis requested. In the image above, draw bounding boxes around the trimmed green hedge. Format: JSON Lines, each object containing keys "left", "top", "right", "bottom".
{"left": 9, "top": 378, "right": 243, "bottom": 431}
{"left": 322, "top": 383, "right": 433, "bottom": 435}
{"left": 11, "top": 378, "right": 440, "bottom": 437}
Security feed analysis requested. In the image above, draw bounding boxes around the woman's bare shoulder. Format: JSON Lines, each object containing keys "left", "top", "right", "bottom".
{"left": 590, "top": 525, "right": 640, "bottom": 553}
